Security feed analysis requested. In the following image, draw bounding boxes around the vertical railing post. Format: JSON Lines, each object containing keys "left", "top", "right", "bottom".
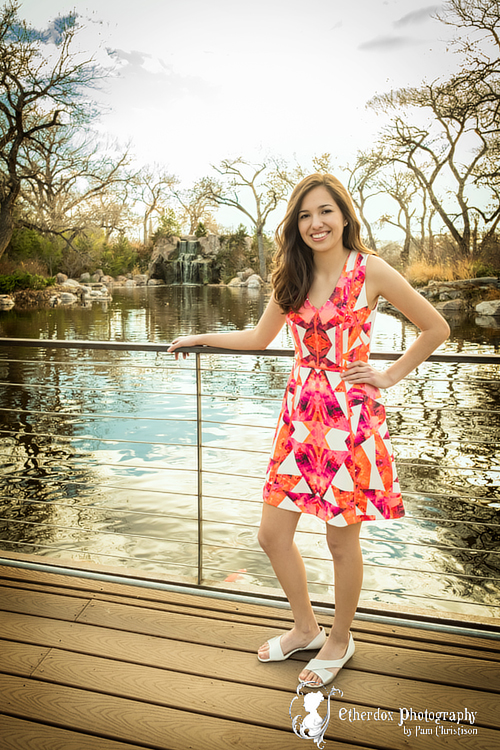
{"left": 195, "top": 351, "right": 203, "bottom": 585}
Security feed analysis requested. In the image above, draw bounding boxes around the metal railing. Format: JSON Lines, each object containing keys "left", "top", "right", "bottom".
{"left": 0, "top": 337, "right": 499, "bottom": 624}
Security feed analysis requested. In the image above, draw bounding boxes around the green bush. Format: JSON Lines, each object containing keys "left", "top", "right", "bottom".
{"left": 100, "top": 236, "right": 138, "bottom": 277}
{"left": 9, "top": 228, "right": 63, "bottom": 275}
{"left": 195, "top": 222, "right": 208, "bottom": 237}
{"left": 0, "top": 270, "right": 55, "bottom": 294}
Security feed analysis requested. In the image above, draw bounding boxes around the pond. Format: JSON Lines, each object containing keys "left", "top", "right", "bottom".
{"left": 0, "top": 284, "right": 499, "bottom": 620}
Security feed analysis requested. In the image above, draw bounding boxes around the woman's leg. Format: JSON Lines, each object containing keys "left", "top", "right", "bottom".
{"left": 257, "top": 503, "right": 322, "bottom": 659}
{"left": 299, "top": 521, "right": 363, "bottom": 684}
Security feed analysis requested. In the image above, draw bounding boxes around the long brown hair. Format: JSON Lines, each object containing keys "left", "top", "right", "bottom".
{"left": 272, "top": 173, "right": 376, "bottom": 313}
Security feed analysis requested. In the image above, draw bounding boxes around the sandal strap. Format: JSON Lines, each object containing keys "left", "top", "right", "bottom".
{"left": 266, "top": 634, "right": 285, "bottom": 660}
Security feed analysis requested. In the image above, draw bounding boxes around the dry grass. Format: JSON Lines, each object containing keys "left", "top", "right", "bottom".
{"left": 405, "top": 258, "right": 498, "bottom": 286}
{"left": 0, "top": 258, "right": 49, "bottom": 276}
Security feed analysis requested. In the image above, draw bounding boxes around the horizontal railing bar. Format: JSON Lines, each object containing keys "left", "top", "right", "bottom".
{"left": 2, "top": 491, "right": 498, "bottom": 531}
{"left": 0, "top": 479, "right": 198, "bottom": 499}
{"left": 0, "top": 382, "right": 197, "bottom": 399}
{"left": 0, "top": 359, "right": 193, "bottom": 374}
{"left": 0, "top": 543, "right": 198, "bottom": 571}
{"left": 0, "top": 426, "right": 498, "bottom": 451}
{"left": 192, "top": 549, "right": 500, "bottom": 582}
{"left": 1, "top": 338, "right": 500, "bottom": 364}
{"left": 0, "top": 407, "right": 197, "bottom": 422}
{"left": 1, "top": 521, "right": 496, "bottom": 584}
{"left": 0, "top": 430, "right": 197, "bottom": 450}
{"left": 0, "top": 517, "right": 200, "bottom": 546}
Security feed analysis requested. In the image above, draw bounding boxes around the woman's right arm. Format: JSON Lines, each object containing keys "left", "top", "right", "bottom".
{"left": 167, "top": 294, "right": 288, "bottom": 358}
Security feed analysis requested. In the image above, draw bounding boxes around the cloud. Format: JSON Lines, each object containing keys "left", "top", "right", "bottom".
{"left": 105, "top": 46, "right": 212, "bottom": 103}
{"left": 358, "top": 35, "right": 417, "bottom": 52}
{"left": 9, "top": 13, "right": 78, "bottom": 46}
{"left": 394, "top": 5, "right": 442, "bottom": 28}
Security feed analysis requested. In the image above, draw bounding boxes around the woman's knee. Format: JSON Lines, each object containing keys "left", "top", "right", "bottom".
{"left": 326, "top": 523, "right": 362, "bottom": 560}
{"left": 258, "top": 506, "right": 299, "bottom": 553}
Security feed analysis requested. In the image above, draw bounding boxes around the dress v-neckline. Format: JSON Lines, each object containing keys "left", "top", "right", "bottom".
{"left": 306, "top": 251, "right": 352, "bottom": 311}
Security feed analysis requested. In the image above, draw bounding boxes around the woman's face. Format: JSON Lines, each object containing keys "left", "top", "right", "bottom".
{"left": 297, "top": 186, "right": 346, "bottom": 255}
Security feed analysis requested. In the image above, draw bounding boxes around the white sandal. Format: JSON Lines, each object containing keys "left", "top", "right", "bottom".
{"left": 302, "top": 632, "right": 355, "bottom": 686}
{"left": 258, "top": 628, "right": 327, "bottom": 663}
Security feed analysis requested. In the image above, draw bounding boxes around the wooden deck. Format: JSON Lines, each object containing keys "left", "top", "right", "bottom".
{"left": 0, "top": 560, "right": 499, "bottom": 750}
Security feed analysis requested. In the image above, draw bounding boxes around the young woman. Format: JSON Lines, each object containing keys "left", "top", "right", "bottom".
{"left": 168, "top": 173, "right": 450, "bottom": 687}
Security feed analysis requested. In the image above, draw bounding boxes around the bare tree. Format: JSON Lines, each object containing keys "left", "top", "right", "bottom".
{"left": 201, "top": 157, "right": 287, "bottom": 279}
{"left": 344, "top": 150, "right": 385, "bottom": 252}
{"left": 0, "top": 2, "right": 110, "bottom": 259}
{"left": 171, "top": 180, "right": 218, "bottom": 234}
{"left": 133, "top": 164, "right": 178, "bottom": 246}
{"left": 18, "top": 123, "right": 132, "bottom": 247}
{"left": 368, "top": 0, "right": 500, "bottom": 259}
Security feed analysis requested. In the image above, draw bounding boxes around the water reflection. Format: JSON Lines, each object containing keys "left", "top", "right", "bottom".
{"left": 0, "top": 285, "right": 499, "bottom": 618}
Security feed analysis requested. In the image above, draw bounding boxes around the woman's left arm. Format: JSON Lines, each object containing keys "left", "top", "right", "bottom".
{"left": 342, "top": 255, "right": 450, "bottom": 388}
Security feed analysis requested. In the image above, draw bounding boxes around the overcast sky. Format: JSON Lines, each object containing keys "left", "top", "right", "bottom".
{"left": 19, "top": 0, "right": 462, "bottom": 232}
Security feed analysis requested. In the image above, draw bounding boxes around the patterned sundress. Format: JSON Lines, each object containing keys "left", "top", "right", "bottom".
{"left": 263, "top": 251, "right": 405, "bottom": 526}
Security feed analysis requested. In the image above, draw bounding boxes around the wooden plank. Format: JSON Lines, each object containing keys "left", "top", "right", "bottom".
{"left": 0, "top": 714, "right": 152, "bottom": 750}
{"left": 0, "top": 641, "right": 49, "bottom": 677}
{"left": 0, "top": 585, "right": 89, "bottom": 621}
{"left": 2, "top": 558, "right": 498, "bottom": 641}
{"left": 31, "top": 651, "right": 496, "bottom": 750}
{"left": 31, "top": 645, "right": 500, "bottom": 730}
{"left": 0, "top": 674, "right": 360, "bottom": 750}
{"left": 77, "top": 599, "right": 500, "bottom": 691}
{"left": 1, "top": 578, "right": 498, "bottom": 663}
{"left": 2, "top": 610, "right": 498, "bottom": 709}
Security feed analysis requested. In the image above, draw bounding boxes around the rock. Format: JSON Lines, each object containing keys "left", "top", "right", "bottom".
{"left": 80, "top": 272, "right": 91, "bottom": 283}
{"left": 227, "top": 277, "right": 242, "bottom": 287}
{"left": 475, "top": 300, "right": 500, "bottom": 317}
{"left": 475, "top": 315, "right": 500, "bottom": 329}
{"left": 125, "top": 279, "right": 135, "bottom": 286}
{"left": 61, "top": 279, "right": 81, "bottom": 288}
{"left": 56, "top": 273, "right": 68, "bottom": 284}
{"left": 59, "top": 292, "right": 78, "bottom": 304}
{"left": 133, "top": 274, "right": 148, "bottom": 286}
{"left": 91, "top": 273, "right": 101, "bottom": 283}
{"left": 197, "top": 234, "right": 221, "bottom": 257}
{"left": 240, "top": 268, "right": 255, "bottom": 281}
{"left": 246, "top": 274, "right": 264, "bottom": 288}
{"left": 0, "top": 294, "right": 14, "bottom": 309}
{"left": 116, "top": 275, "right": 128, "bottom": 282}
{"left": 100, "top": 275, "right": 114, "bottom": 285}
{"left": 436, "top": 298, "right": 467, "bottom": 312}
{"left": 147, "top": 278, "right": 165, "bottom": 286}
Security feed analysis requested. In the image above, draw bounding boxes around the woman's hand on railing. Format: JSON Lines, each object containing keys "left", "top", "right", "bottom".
{"left": 168, "top": 335, "right": 200, "bottom": 360}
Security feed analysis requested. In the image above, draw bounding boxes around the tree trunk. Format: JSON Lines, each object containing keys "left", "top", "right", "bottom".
{"left": 0, "top": 194, "right": 17, "bottom": 260}
{"left": 256, "top": 227, "right": 266, "bottom": 280}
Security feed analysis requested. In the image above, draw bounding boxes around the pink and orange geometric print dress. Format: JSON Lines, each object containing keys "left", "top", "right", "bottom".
{"left": 263, "top": 251, "right": 405, "bottom": 526}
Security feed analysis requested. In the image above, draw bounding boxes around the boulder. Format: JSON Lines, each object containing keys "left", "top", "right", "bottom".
{"left": 475, "top": 315, "right": 500, "bottom": 329}
{"left": 240, "top": 268, "right": 255, "bottom": 281}
{"left": 59, "top": 292, "right": 78, "bottom": 304}
{"left": 61, "top": 279, "right": 81, "bottom": 288}
{"left": 475, "top": 300, "right": 500, "bottom": 317}
{"left": 0, "top": 294, "right": 14, "bottom": 309}
{"left": 246, "top": 274, "right": 264, "bottom": 289}
{"left": 147, "top": 278, "right": 165, "bottom": 286}
{"left": 55, "top": 273, "right": 68, "bottom": 284}
{"left": 100, "top": 275, "right": 114, "bottom": 285}
{"left": 133, "top": 274, "right": 148, "bottom": 286}
{"left": 227, "top": 277, "right": 242, "bottom": 287}
{"left": 80, "top": 272, "right": 91, "bottom": 283}
{"left": 436, "top": 298, "right": 466, "bottom": 312}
